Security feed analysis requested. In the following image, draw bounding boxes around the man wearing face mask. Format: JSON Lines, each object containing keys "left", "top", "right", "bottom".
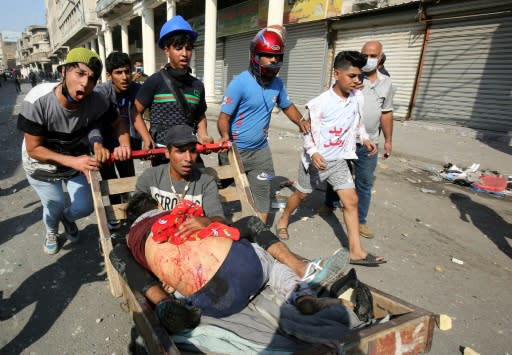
{"left": 320, "top": 40, "right": 394, "bottom": 241}
{"left": 217, "top": 26, "right": 310, "bottom": 225}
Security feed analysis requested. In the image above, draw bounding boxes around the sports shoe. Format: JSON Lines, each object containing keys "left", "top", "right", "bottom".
{"left": 256, "top": 172, "right": 273, "bottom": 181}
{"left": 302, "top": 248, "right": 349, "bottom": 291}
{"left": 61, "top": 215, "right": 79, "bottom": 242}
{"left": 318, "top": 205, "right": 335, "bottom": 216}
{"left": 108, "top": 219, "right": 121, "bottom": 231}
{"left": 43, "top": 232, "right": 59, "bottom": 255}
{"left": 359, "top": 224, "right": 375, "bottom": 239}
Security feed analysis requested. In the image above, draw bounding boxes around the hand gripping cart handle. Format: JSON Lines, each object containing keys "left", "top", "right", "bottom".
{"left": 107, "top": 141, "right": 232, "bottom": 163}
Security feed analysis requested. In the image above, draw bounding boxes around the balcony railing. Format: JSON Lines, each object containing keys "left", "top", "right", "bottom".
{"left": 20, "top": 51, "right": 51, "bottom": 64}
{"left": 96, "top": 0, "right": 137, "bottom": 15}
{"left": 32, "top": 34, "right": 49, "bottom": 43}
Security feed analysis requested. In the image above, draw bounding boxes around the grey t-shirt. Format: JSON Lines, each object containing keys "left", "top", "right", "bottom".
{"left": 18, "top": 83, "right": 111, "bottom": 181}
{"left": 361, "top": 73, "right": 394, "bottom": 143}
{"left": 135, "top": 164, "right": 225, "bottom": 220}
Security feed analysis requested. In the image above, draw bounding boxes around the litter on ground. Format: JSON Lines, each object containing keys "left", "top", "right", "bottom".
{"left": 426, "top": 162, "right": 510, "bottom": 196}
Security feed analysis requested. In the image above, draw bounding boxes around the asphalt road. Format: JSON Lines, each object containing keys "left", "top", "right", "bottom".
{"left": 1, "top": 81, "right": 511, "bottom": 354}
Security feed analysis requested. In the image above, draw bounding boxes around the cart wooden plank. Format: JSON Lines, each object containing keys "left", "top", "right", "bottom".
{"left": 89, "top": 170, "right": 124, "bottom": 297}
{"left": 90, "top": 145, "right": 435, "bottom": 354}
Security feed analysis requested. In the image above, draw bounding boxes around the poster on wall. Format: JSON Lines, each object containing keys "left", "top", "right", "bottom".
{"left": 189, "top": 0, "right": 343, "bottom": 40}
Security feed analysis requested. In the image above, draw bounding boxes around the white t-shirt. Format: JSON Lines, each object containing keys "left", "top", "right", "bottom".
{"left": 302, "top": 88, "right": 368, "bottom": 169}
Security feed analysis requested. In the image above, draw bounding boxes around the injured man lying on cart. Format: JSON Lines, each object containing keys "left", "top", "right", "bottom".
{"left": 110, "top": 192, "right": 375, "bottom": 353}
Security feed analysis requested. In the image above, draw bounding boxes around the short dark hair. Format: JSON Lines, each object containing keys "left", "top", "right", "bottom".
{"left": 162, "top": 33, "right": 195, "bottom": 49}
{"left": 333, "top": 51, "right": 366, "bottom": 70}
{"left": 105, "top": 52, "right": 131, "bottom": 74}
{"left": 126, "top": 192, "right": 159, "bottom": 226}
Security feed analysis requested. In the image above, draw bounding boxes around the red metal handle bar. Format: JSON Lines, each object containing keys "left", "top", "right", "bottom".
{"left": 107, "top": 141, "right": 231, "bottom": 163}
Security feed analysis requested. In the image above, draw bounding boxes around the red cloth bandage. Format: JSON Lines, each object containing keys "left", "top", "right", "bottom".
{"left": 150, "top": 201, "right": 239, "bottom": 245}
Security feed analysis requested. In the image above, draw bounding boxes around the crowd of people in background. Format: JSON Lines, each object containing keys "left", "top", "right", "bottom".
{"left": 1, "top": 68, "right": 62, "bottom": 93}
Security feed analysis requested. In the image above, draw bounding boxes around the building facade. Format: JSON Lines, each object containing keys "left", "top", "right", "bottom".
{"left": 36, "top": 0, "right": 512, "bottom": 133}
{"left": 16, "top": 25, "right": 52, "bottom": 78}
{"left": 1, "top": 31, "right": 22, "bottom": 73}
{"left": 45, "top": 0, "right": 102, "bottom": 72}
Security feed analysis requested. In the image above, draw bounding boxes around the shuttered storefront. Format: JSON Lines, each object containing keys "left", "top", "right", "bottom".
{"left": 192, "top": 40, "right": 225, "bottom": 101}
{"left": 412, "top": 14, "right": 512, "bottom": 132}
{"left": 192, "top": 44, "right": 203, "bottom": 79}
{"left": 279, "top": 21, "right": 328, "bottom": 106}
{"left": 334, "top": 22, "right": 425, "bottom": 120}
{"left": 224, "top": 32, "right": 256, "bottom": 87}
{"left": 223, "top": 23, "right": 326, "bottom": 106}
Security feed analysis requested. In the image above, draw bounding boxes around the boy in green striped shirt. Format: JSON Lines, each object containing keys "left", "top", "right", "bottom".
{"left": 133, "top": 16, "right": 213, "bottom": 166}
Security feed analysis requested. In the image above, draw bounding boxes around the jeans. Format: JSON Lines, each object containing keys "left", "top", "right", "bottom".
{"left": 27, "top": 174, "right": 93, "bottom": 234}
{"left": 325, "top": 144, "right": 379, "bottom": 225}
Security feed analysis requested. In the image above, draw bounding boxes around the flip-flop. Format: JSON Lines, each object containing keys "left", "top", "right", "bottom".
{"left": 350, "top": 253, "right": 386, "bottom": 266}
{"left": 275, "top": 226, "right": 290, "bottom": 240}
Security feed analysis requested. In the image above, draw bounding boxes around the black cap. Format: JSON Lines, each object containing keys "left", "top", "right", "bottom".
{"left": 164, "top": 125, "right": 198, "bottom": 147}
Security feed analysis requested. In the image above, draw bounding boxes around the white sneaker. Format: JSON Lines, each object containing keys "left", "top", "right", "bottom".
{"left": 43, "top": 232, "right": 59, "bottom": 255}
{"left": 302, "top": 248, "right": 349, "bottom": 290}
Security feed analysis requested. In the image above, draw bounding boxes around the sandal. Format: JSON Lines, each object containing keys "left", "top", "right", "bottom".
{"left": 349, "top": 253, "right": 386, "bottom": 266}
{"left": 275, "top": 225, "right": 290, "bottom": 240}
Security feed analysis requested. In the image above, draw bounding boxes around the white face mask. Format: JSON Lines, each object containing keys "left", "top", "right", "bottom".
{"left": 362, "top": 57, "right": 378, "bottom": 72}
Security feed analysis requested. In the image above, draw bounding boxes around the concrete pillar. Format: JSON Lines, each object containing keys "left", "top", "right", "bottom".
{"left": 98, "top": 33, "right": 107, "bottom": 82}
{"left": 104, "top": 22, "right": 114, "bottom": 56}
{"left": 166, "top": 0, "right": 176, "bottom": 20}
{"left": 121, "top": 20, "right": 130, "bottom": 54}
{"left": 91, "top": 39, "right": 98, "bottom": 53}
{"left": 204, "top": 0, "right": 217, "bottom": 103}
{"left": 141, "top": 4, "right": 156, "bottom": 75}
{"left": 267, "top": 0, "right": 285, "bottom": 26}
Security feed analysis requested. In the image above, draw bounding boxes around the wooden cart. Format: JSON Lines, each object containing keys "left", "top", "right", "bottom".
{"left": 90, "top": 145, "right": 435, "bottom": 354}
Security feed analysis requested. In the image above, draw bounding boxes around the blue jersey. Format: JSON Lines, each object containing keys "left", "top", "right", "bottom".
{"left": 220, "top": 70, "right": 292, "bottom": 150}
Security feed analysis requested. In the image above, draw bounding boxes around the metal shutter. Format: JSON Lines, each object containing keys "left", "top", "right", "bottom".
{"left": 192, "top": 44, "right": 204, "bottom": 80}
{"left": 279, "top": 22, "right": 328, "bottom": 107}
{"left": 335, "top": 23, "right": 425, "bottom": 119}
{"left": 214, "top": 40, "right": 225, "bottom": 101}
{"left": 224, "top": 32, "right": 256, "bottom": 87}
{"left": 192, "top": 40, "right": 225, "bottom": 101}
{"left": 412, "top": 14, "right": 512, "bottom": 132}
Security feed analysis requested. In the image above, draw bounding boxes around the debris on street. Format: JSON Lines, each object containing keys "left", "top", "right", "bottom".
{"left": 436, "top": 314, "right": 452, "bottom": 331}
{"left": 423, "top": 162, "right": 511, "bottom": 197}
{"left": 420, "top": 188, "right": 437, "bottom": 194}
{"left": 460, "top": 346, "right": 481, "bottom": 355}
{"left": 451, "top": 257, "right": 464, "bottom": 265}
